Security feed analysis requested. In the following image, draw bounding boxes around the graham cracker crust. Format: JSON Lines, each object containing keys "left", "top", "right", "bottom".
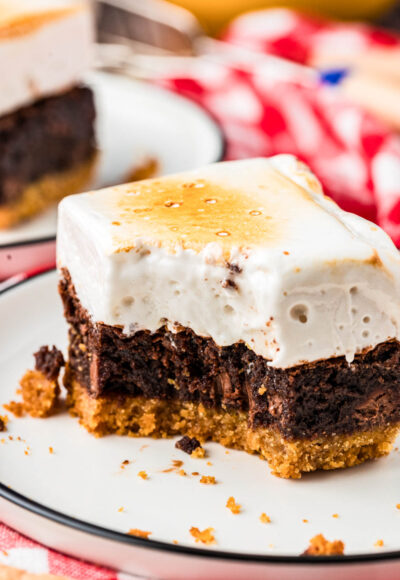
{"left": 0, "top": 153, "right": 97, "bottom": 229}
{"left": 65, "top": 373, "right": 400, "bottom": 479}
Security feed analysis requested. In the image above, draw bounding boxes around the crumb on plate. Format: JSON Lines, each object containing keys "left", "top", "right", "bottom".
{"left": 190, "top": 527, "right": 216, "bottom": 545}
{"left": 128, "top": 528, "right": 152, "bottom": 539}
{"left": 175, "top": 435, "right": 205, "bottom": 457}
{"left": 200, "top": 475, "right": 216, "bottom": 485}
{"left": 260, "top": 513, "right": 271, "bottom": 524}
{"left": 0, "top": 415, "right": 8, "bottom": 431}
{"left": 303, "top": 534, "right": 345, "bottom": 556}
{"left": 138, "top": 470, "right": 148, "bottom": 480}
{"left": 226, "top": 496, "right": 241, "bottom": 514}
{"left": 374, "top": 539, "right": 384, "bottom": 547}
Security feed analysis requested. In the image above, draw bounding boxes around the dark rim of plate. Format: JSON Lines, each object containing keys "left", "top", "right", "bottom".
{"left": 1, "top": 268, "right": 400, "bottom": 566}
{"left": 0, "top": 73, "right": 226, "bottom": 250}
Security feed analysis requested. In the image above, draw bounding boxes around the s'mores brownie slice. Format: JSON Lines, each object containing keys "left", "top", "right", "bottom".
{"left": 57, "top": 156, "right": 400, "bottom": 478}
{"left": 0, "top": 0, "right": 96, "bottom": 229}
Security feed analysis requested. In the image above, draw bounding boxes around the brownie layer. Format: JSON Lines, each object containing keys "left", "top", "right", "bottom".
{"left": 60, "top": 269, "right": 400, "bottom": 441}
{"left": 0, "top": 86, "right": 95, "bottom": 206}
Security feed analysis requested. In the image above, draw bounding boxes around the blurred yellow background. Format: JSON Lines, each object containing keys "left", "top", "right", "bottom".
{"left": 170, "top": 0, "right": 397, "bottom": 33}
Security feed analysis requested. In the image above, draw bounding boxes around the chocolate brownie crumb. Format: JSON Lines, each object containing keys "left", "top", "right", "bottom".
{"left": 175, "top": 435, "right": 202, "bottom": 455}
{"left": 34, "top": 346, "right": 65, "bottom": 381}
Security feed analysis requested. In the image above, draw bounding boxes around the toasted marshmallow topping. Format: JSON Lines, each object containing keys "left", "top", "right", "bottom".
{"left": 0, "top": 0, "right": 93, "bottom": 116}
{"left": 57, "top": 156, "right": 400, "bottom": 368}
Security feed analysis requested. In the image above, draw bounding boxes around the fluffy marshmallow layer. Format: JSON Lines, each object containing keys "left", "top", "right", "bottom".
{"left": 57, "top": 156, "right": 400, "bottom": 368}
{"left": 0, "top": 1, "right": 93, "bottom": 117}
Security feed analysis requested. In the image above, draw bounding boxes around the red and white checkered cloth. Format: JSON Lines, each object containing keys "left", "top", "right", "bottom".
{"left": 2, "top": 9, "right": 400, "bottom": 577}
{"left": 0, "top": 524, "right": 132, "bottom": 578}
{"left": 156, "top": 9, "right": 400, "bottom": 244}
{"left": 222, "top": 8, "right": 400, "bottom": 64}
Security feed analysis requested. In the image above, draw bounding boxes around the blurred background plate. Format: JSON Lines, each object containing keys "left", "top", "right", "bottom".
{"left": 0, "top": 70, "right": 224, "bottom": 280}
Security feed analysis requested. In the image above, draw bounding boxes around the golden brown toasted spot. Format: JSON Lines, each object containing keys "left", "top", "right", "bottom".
{"left": 259, "top": 513, "right": 271, "bottom": 524}
{"left": 190, "top": 526, "right": 216, "bottom": 545}
{"left": 303, "top": 534, "right": 345, "bottom": 556}
{"left": 110, "top": 172, "right": 296, "bottom": 257}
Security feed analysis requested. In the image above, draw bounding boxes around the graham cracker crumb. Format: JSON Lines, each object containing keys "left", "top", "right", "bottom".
{"left": 48, "top": 446, "right": 54, "bottom": 454}
{"left": 396, "top": 504, "right": 400, "bottom": 510}
{"left": 332, "top": 513, "right": 339, "bottom": 518}
{"left": 3, "top": 401, "right": 25, "bottom": 418}
{"left": 191, "top": 446, "right": 206, "bottom": 458}
{"left": 192, "top": 471, "right": 199, "bottom": 476}
{"left": 138, "top": 470, "right": 148, "bottom": 480}
{"left": 190, "top": 526, "right": 216, "bottom": 545}
{"left": 173, "top": 540, "right": 179, "bottom": 545}
{"left": 374, "top": 539, "right": 384, "bottom": 547}
{"left": 128, "top": 528, "right": 152, "bottom": 539}
{"left": 260, "top": 513, "right": 271, "bottom": 524}
{"left": 121, "top": 459, "right": 130, "bottom": 469}
{"left": 178, "top": 469, "right": 187, "bottom": 476}
{"left": 303, "top": 534, "right": 345, "bottom": 556}
{"left": 226, "top": 496, "right": 241, "bottom": 514}
{"left": 302, "top": 519, "right": 309, "bottom": 523}
{"left": 200, "top": 475, "right": 216, "bottom": 485}
{"left": 118, "top": 507, "right": 124, "bottom": 512}
{"left": 0, "top": 415, "right": 8, "bottom": 431}
{"left": 206, "top": 461, "right": 212, "bottom": 466}
{"left": 1, "top": 550, "right": 8, "bottom": 556}
{"left": 17, "top": 369, "right": 60, "bottom": 418}
{"left": 258, "top": 386, "right": 267, "bottom": 395}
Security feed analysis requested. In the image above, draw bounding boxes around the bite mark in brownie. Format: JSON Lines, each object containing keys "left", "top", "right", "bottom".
{"left": 60, "top": 269, "right": 400, "bottom": 441}
{"left": 0, "top": 86, "right": 95, "bottom": 206}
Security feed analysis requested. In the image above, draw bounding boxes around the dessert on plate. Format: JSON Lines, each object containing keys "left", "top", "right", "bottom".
{"left": 0, "top": 0, "right": 96, "bottom": 229}
{"left": 57, "top": 155, "right": 400, "bottom": 478}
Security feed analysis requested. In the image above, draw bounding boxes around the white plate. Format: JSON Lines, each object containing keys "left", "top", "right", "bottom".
{"left": 1, "top": 270, "right": 400, "bottom": 580}
{"left": 0, "top": 72, "right": 224, "bottom": 278}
